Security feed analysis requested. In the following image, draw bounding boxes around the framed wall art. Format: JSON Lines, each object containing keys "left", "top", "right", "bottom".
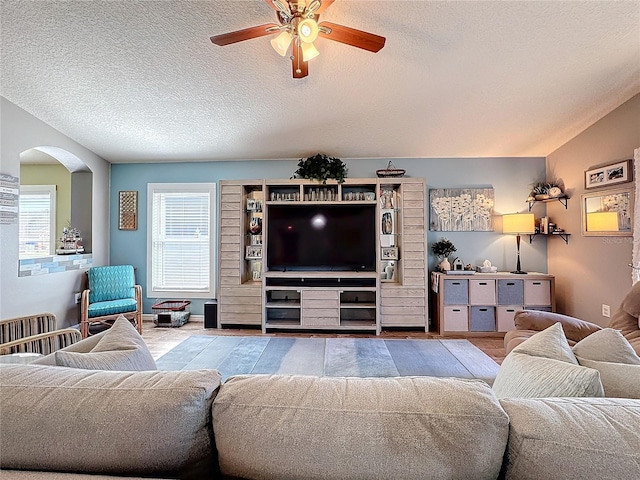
{"left": 581, "top": 186, "right": 633, "bottom": 236}
{"left": 429, "top": 188, "right": 494, "bottom": 232}
{"left": 584, "top": 159, "right": 632, "bottom": 190}
{"left": 118, "top": 191, "right": 138, "bottom": 230}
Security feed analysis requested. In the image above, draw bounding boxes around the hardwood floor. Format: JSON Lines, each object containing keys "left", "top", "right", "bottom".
{"left": 142, "top": 320, "right": 506, "bottom": 365}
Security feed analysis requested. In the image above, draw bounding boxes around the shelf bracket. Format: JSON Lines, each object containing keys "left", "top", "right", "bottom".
{"left": 529, "top": 233, "right": 570, "bottom": 244}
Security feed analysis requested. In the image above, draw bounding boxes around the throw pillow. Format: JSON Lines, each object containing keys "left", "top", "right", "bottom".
{"left": 492, "top": 352, "right": 603, "bottom": 399}
{"left": 575, "top": 357, "right": 640, "bottom": 399}
{"left": 573, "top": 328, "right": 640, "bottom": 365}
{"left": 55, "top": 315, "right": 156, "bottom": 371}
{"left": 511, "top": 321, "right": 578, "bottom": 364}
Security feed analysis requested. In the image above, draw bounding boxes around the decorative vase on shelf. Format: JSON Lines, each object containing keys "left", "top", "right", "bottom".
{"left": 438, "top": 258, "right": 451, "bottom": 271}
{"left": 384, "top": 262, "right": 395, "bottom": 280}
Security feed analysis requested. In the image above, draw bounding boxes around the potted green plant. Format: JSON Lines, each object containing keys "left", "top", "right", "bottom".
{"left": 292, "top": 154, "right": 347, "bottom": 184}
{"left": 432, "top": 238, "right": 457, "bottom": 271}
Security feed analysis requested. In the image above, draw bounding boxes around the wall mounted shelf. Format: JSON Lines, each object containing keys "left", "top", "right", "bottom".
{"left": 529, "top": 232, "right": 571, "bottom": 244}
{"left": 528, "top": 196, "right": 568, "bottom": 211}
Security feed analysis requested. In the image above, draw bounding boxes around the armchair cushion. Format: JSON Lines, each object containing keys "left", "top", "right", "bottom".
{"left": 88, "top": 265, "right": 136, "bottom": 303}
{"left": 87, "top": 298, "right": 137, "bottom": 318}
{"left": 514, "top": 309, "right": 602, "bottom": 342}
{"left": 55, "top": 315, "right": 156, "bottom": 371}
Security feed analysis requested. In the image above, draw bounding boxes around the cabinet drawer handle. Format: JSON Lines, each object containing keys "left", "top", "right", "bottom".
{"left": 506, "top": 309, "right": 515, "bottom": 313}
{"left": 532, "top": 282, "right": 541, "bottom": 285}
{"left": 452, "top": 309, "right": 461, "bottom": 312}
{"left": 479, "top": 308, "right": 488, "bottom": 312}
{"left": 479, "top": 282, "right": 487, "bottom": 285}
{"left": 452, "top": 282, "right": 461, "bottom": 285}
{"left": 506, "top": 282, "right": 515, "bottom": 286}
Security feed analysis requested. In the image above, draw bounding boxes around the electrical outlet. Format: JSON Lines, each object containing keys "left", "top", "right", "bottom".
{"left": 602, "top": 304, "right": 610, "bottom": 318}
{"left": 74, "top": 292, "right": 81, "bottom": 304}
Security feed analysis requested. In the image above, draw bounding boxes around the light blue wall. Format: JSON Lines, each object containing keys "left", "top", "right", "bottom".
{"left": 111, "top": 157, "right": 547, "bottom": 314}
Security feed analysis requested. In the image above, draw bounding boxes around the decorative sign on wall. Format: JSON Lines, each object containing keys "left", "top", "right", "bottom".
{"left": 0, "top": 173, "right": 19, "bottom": 225}
{"left": 118, "top": 190, "right": 138, "bottom": 230}
{"left": 429, "top": 188, "right": 495, "bottom": 232}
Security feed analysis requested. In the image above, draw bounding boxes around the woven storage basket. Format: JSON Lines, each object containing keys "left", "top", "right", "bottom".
{"left": 152, "top": 300, "right": 191, "bottom": 327}
{"left": 376, "top": 161, "right": 406, "bottom": 178}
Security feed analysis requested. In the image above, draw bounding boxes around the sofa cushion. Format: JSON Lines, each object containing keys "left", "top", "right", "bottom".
{"left": 510, "top": 321, "right": 577, "bottom": 364}
{"left": 213, "top": 374, "right": 510, "bottom": 480}
{"left": 575, "top": 357, "right": 640, "bottom": 399}
{"left": 54, "top": 315, "right": 156, "bottom": 371}
{"left": 492, "top": 352, "right": 603, "bottom": 399}
{"left": 572, "top": 327, "right": 640, "bottom": 365}
{"left": 0, "top": 365, "right": 221, "bottom": 477}
{"left": 500, "top": 397, "right": 640, "bottom": 480}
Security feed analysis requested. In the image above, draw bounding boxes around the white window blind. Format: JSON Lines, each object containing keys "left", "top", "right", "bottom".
{"left": 19, "top": 185, "right": 56, "bottom": 258}
{"left": 148, "top": 183, "right": 216, "bottom": 298}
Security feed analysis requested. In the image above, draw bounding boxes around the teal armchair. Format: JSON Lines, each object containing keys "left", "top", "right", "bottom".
{"left": 80, "top": 265, "right": 142, "bottom": 338}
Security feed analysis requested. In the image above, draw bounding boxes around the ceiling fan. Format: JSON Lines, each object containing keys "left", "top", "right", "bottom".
{"left": 210, "top": 0, "right": 386, "bottom": 79}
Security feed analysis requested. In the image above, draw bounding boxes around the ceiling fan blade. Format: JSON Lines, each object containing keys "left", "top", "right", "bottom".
{"left": 292, "top": 42, "right": 309, "bottom": 78}
{"left": 315, "top": 0, "right": 335, "bottom": 14}
{"left": 318, "top": 21, "right": 385, "bottom": 52}
{"left": 210, "top": 24, "right": 279, "bottom": 46}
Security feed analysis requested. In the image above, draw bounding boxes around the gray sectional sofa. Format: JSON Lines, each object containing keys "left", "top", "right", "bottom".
{"left": 1, "top": 364, "right": 640, "bottom": 480}
{"left": 2, "top": 314, "right": 640, "bottom": 479}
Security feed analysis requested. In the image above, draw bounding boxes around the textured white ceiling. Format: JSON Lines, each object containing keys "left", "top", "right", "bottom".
{"left": 2, "top": 0, "right": 639, "bottom": 163}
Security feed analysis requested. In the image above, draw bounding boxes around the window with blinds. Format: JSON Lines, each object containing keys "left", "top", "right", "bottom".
{"left": 147, "top": 183, "right": 216, "bottom": 298}
{"left": 19, "top": 185, "right": 56, "bottom": 258}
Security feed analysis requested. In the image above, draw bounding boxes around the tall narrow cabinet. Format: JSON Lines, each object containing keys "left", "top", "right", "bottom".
{"left": 218, "top": 181, "right": 263, "bottom": 327}
{"left": 218, "top": 178, "right": 428, "bottom": 333}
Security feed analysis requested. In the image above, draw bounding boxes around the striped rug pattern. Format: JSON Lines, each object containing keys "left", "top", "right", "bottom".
{"left": 156, "top": 336, "right": 499, "bottom": 384}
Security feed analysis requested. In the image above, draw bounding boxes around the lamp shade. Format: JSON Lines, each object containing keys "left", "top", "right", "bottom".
{"left": 586, "top": 211, "right": 619, "bottom": 231}
{"left": 298, "top": 18, "right": 319, "bottom": 43}
{"left": 503, "top": 213, "right": 535, "bottom": 234}
{"left": 301, "top": 42, "right": 320, "bottom": 62}
{"left": 271, "top": 31, "right": 293, "bottom": 56}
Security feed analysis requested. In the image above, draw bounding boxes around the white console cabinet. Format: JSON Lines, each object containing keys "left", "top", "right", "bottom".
{"left": 218, "top": 178, "right": 428, "bottom": 334}
{"left": 431, "top": 272, "right": 555, "bottom": 336}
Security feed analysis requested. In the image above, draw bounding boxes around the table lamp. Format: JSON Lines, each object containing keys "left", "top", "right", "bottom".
{"left": 502, "top": 213, "right": 535, "bottom": 274}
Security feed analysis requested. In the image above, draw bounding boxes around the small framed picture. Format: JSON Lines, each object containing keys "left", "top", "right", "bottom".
{"left": 381, "top": 246, "right": 398, "bottom": 260}
{"left": 585, "top": 159, "right": 632, "bottom": 189}
{"left": 245, "top": 245, "right": 262, "bottom": 259}
{"left": 246, "top": 199, "right": 256, "bottom": 211}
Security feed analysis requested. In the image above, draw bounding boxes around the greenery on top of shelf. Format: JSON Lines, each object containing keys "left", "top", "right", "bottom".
{"left": 292, "top": 154, "right": 348, "bottom": 184}
{"left": 528, "top": 180, "right": 564, "bottom": 200}
{"left": 431, "top": 238, "right": 457, "bottom": 259}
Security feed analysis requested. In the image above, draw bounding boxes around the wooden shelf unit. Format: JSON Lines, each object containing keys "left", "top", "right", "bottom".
{"left": 218, "top": 178, "right": 428, "bottom": 334}
{"left": 431, "top": 272, "right": 555, "bottom": 337}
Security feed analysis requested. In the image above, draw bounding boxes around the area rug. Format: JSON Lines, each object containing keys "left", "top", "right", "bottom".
{"left": 156, "top": 336, "right": 499, "bottom": 384}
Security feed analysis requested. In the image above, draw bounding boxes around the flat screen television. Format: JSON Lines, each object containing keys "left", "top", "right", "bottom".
{"left": 267, "top": 204, "right": 376, "bottom": 272}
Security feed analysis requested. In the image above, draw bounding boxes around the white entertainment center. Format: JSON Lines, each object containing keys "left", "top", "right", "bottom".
{"left": 218, "top": 178, "right": 428, "bottom": 335}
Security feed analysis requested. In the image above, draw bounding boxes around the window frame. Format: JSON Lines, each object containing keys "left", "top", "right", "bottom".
{"left": 19, "top": 184, "right": 57, "bottom": 258}
{"left": 146, "top": 183, "right": 216, "bottom": 299}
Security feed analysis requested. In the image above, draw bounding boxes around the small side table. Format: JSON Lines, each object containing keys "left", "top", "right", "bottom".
{"left": 0, "top": 352, "right": 44, "bottom": 365}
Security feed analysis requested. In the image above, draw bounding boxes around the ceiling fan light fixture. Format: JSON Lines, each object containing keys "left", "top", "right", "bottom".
{"left": 301, "top": 41, "right": 320, "bottom": 61}
{"left": 298, "top": 18, "right": 319, "bottom": 43}
{"left": 271, "top": 30, "right": 293, "bottom": 56}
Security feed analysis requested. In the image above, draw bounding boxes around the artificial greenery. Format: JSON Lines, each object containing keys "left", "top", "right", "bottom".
{"left": 431, "top": 238, "right": 457, "bottom": 259}
{"left": 528, "top": 180, "right": 562, "bottom": 197}
{"left": 292, "top": 154, "right": 347, "bottom": 184}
